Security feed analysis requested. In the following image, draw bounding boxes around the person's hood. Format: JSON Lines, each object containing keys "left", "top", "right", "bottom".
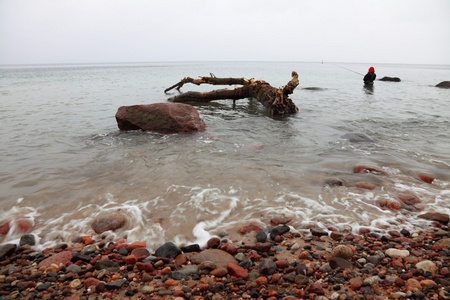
{"left": 368, "top": 67, "right": 375, "bottom": 73}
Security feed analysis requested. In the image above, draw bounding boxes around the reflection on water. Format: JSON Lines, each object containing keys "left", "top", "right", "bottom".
{"left": 363, "top": 83, "right": 374, "bottom": 94}
{"left": 1, "top": 62, "right": 449, "bottom": 250}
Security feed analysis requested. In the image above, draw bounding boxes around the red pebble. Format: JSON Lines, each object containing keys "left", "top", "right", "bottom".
{"left": 418, "top": 174, "right": 434, "bottom": 184}
{"left": 136, "top": 262, "right": 153, "bottom": 272}
{"left": 227, "top": 262, "right": 249, "bottom": 279}
{"left": 207, "top": 237, "right": 220, "bottom": 248}
{"left": 239, "top": 222, "right": 263, "bottom": 234}
{"left": 125, "top": 255, "right": 137, "bottom": 265}
{"left": 126, "top": 241, "right": 146, "bottom": 252}
{"left": 173, "top": 290, "right": 185, "bottom": 297}
{"left": 256, "top": 276, "right": 268, "bottom": 285}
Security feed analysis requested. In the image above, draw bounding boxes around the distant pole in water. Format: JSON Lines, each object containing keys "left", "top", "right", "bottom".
{"left": 322, "top": 60, "right": 323, "bottom": 64}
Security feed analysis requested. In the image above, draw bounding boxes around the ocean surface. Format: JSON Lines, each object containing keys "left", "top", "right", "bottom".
{"left": 1, "top": 61, "right": 449, "bottom": 251}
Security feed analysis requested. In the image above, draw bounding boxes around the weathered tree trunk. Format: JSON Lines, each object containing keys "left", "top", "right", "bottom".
{"left": 164, "top": 72, "right": 299, "bottom": 117}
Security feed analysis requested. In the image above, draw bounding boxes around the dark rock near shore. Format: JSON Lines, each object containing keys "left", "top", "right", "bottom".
{"left": 92, "top": 214, "right": 126, "bottom": 234}
{"left": 379, "top": 76, "right": 401, "bottom": 82}
{"left": 310, "top": 228, "right": 328, "bottom": 237}
{"left": 269, "top": 224, "right": 290, "bottom": 240}
{"left": 259, "top": 258, "right": 277, "bottom": 275}
{"left": 436, "top": 81, "right": 450, "bottom": 88}
{"left": 19, "top": 233, "right": 36, "bottom": 247}
{"left": 115, "top": 103, "right": 206, "bottom": 134}
{"left": 155, "top": 241, "right": 181, "bottom": 259}
{"left": 256, "top": 231, "right": 267, "bottom": 242}
{"left": 0, "top": 243, "right": 16, "bottom": 259}
{"left": 95, "top": 259, "right": 120, "bottom": 270}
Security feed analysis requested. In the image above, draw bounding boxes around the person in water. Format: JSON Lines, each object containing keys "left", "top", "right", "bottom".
{"left": 363, "top": 67, "right": 376, "bottom": 84}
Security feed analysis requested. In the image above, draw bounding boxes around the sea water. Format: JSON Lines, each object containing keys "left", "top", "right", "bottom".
{"left": 1, "top": 61, "right": 449, "bottom": 251}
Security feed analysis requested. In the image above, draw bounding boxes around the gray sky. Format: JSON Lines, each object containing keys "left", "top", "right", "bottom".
{"left": 1, "top": 0, "right": 449, "bottom": 65}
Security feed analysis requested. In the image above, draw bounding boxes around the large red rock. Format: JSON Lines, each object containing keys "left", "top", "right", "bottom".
{"left": 115, "top": 103, "right": 206, "bottom": 134}
{"left": 92, "top": 214, "right": 126, "bottom": 234}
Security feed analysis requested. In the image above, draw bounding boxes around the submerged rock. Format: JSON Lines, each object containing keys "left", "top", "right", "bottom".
{"left": 353, "top": 164, "right": 386, "bottom": 175}
{"left": 115, "top": 103, "right": 206, "bottom": 134}
{"left": 379, "top": 76, "right": 401, "bottom": 82}
{"left": 343, "top": 133, "right": 374, "bottom": 143}
{"left": 418, "top": 212, "right": 449, "bottom": 224}
{"left": 435, "top": 81, "right": 450, "bottom": 88}
{"left": 92, "top": 214, "right": 126, "bottom": 234}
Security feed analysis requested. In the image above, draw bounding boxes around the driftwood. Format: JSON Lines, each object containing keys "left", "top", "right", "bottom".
{"left": 164, "top": 72, "right": 299, "bottom": 117}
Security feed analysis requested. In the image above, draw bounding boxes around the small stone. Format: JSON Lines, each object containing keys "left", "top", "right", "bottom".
{"left": 385, "top": 248, "right": 409, "bottom": 258}
{"left": 329, "top": 257, "right": 353, "bottom": 269}
{"left": 239, "top": 222, "right": 263, "bottom": 234}
{"left": 349, "top": 277, "right": 363, "bottom": 290}
{"left": 155, "top": 242, "right": 181, "bottom": 259}
{"left": 66, "top": 264, "right": 82, "bottom": 274}
{"left": 330, "top": 245, "right": 353, "bottom": 259}
{"left": 405, "top": 278, "right": 422, "bottom": 292}
{"left": 126, "top": 241, "right": 146, "bottom": 252}
{"left": 105, "top": 279, "right": 126, "bottom": 290}
{"left": 69, "top": 279, "right": 82, "bottom": 289}
{"left": 125, "top": 254, "right": 138, "bottom": 265}
{"left": 310, "top": 228, "right": 328, "bottom": 237}
{"left": 330, "top": 232, "right": 343, "bottom": 240}
{"left": 416, "top": 260, "right": 437, "bottom": 276}
{"left": 259, "top": 259, "right": 277, "bottom": 275}
{"left": 207, "top": 237, "right": 221, "bottom": 249}
{"left": 256, "top": 231, "right": 267, "bottom": 243}
{"left": 227, "top": 262, "right": 249, "bottom": 279}
{"left": 363, "top": 276, "right": 381, "bottom": 286}
{"left": 308, "top": 283, "right": 325, "bottom": 295}
{"left": 95, "top": 260, "right": 120, "bottom": 270}
{"left": 210, "top": 267, "right": 228, "bottom": 277}
{"left": 290, "top": 243, "right": 301, "bottom": 250}
{"left": 269, "top": 224, "right": 290, "bottom": 239}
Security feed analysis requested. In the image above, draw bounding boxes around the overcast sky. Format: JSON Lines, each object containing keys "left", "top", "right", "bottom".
{"left": 1, "top": 0, "right": 449, "bottom": 65}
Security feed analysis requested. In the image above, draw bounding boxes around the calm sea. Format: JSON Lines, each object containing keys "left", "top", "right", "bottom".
{"left": 1, "top": 61, "right": 449, "bottom": 250}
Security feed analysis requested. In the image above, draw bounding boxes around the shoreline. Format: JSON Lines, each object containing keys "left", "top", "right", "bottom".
{"left": 1, "top": 215, "right": 449, "bottom": 300}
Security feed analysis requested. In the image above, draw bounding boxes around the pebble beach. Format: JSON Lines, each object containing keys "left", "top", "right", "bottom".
{"left": 1, "top": 210, "right": 449, "bottom": 300}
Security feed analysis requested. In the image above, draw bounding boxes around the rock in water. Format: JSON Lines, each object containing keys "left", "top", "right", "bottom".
{"left": 115, "top": 103, "right": 206, "bottom": 134}
{"left": 418, "top": 212, "right": 449, "bottom": 224}
{"left": 435, "top": 81, "right": 450, "bottom": 88}
{"left": 92, "top": 214, "right": 126, "bottom": 234}
{"left": 379, "top": 76, "right": 401, "bottom": 82}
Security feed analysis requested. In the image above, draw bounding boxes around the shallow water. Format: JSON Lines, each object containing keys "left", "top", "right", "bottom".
{"left": 1, "top": 61, "right": 449, "bottom": 251}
